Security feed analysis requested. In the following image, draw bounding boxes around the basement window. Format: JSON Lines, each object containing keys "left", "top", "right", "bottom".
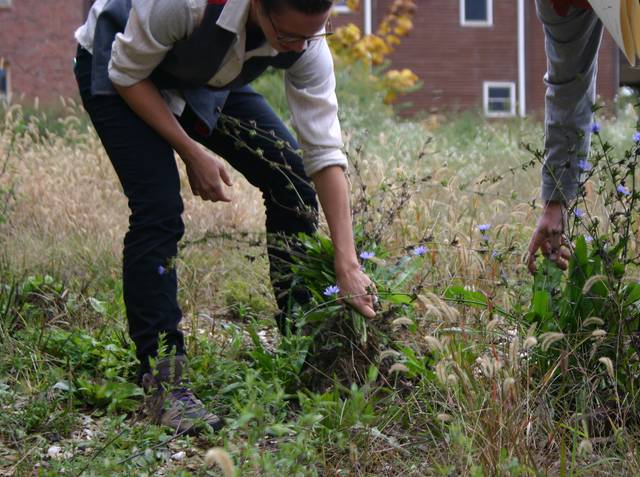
{"left": 483, "top": 82, "right": 516, "bottom": 117}
{"left": 461, "top": 0, "right": 493, "bottom": 27}
{"left": 333, "top": 0, "right": 351, "bottom": 13}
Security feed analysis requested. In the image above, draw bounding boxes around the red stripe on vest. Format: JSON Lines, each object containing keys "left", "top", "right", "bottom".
{"left": 208, "top": 0, "right": 226, "bottom": 4}
{"left": 194, "top": 120, "right": 210, "bottom": 137}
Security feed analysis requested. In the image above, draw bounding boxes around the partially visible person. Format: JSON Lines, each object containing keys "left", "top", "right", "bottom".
{"left": 527, "top": 0, "right": 603, "bottom": 273}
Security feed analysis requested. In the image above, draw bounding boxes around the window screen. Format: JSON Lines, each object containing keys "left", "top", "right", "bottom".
{"left": 487, "top": 86, "right": 512, "bottom": 112}
{"left": 465, "top": 0, "right": 488, "bottom": 22}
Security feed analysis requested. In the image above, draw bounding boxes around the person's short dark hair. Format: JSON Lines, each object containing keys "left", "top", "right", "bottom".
{"left": 261, "top": 0, "right": 334, "bottom": 15}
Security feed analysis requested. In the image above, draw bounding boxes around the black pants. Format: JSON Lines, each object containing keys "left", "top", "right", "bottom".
{"left": 74, "top": 47, "right": 317, "bottom": 374}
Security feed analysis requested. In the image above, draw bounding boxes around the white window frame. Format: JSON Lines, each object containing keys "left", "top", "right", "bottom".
{"left": 333, "top": 1, "right": 351, "bottom": 14}
{"left": 460, "top": 0, "right": 493, "bottom": 27}
{"left": 483, "top": 81, "right": 516, "bottom": 118}
{"left": 0, "top": 0, "right": 12, "bottom": 8}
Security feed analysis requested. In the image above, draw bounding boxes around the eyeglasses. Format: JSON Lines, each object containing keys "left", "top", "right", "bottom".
{"left": 267, "top": 14, "right": 333, "bottom": 44}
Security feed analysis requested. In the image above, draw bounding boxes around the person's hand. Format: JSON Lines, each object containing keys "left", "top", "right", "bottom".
{"left": 180, "top": 142, "right": 233, "bottom": 202}
{"left": 335, "top": 262, "right": 377, "bottom": 319}
{"left": 526, "top": 201, "right": 572, "bottom": 274}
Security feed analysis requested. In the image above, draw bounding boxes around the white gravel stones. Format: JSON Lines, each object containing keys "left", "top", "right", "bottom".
{"left": 171, "top": 451, "right": 186, "bottom": 461}
{"left": 47, "top": 445, "right": 62, "bottom": 458}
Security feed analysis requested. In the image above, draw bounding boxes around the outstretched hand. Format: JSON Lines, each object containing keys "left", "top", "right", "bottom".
{"left": 526, "top": 201, "right": 572, "bottom": 274}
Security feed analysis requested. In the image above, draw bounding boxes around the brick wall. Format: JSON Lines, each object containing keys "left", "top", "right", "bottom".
{"left": 0, "top": 0, "right": 621, "bottom": 112}
{"left": 379, "top": 0, "right": 519, "bottom": 114}
{"left": 0, "top": 0, "right": 85, "bottom": 103}
{"left": 336, "top": 0, "right": 619, "bottom": 115}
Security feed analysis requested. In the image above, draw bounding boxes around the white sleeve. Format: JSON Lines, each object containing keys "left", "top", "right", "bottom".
{"left": 285, "top": 39, "right": 347, "bottom": 177}
{"left": 108, "top": 0, "right": 198, "bottom": 86}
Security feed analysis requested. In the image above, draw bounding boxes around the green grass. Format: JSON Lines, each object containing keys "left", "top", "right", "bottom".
{"left": 1, "top": 67, "right": 640, "bottom": 476}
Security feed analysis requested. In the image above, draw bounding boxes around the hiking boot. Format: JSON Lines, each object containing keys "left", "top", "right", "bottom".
{"left": 142, "top": 355, "right": 223, "bottom": 435}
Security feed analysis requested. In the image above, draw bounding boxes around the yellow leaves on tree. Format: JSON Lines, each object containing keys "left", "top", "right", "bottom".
{"left": 329, "top": 0, "right": 420, "bottom": 104}
{"left": 382, "top": 69, "right": 419, "bottom": 104}
{"left": 346, "top": 0, "right": 360, "bottom": 10}
{"left": 352, "top": 35, "right": 392, "bottom": 65}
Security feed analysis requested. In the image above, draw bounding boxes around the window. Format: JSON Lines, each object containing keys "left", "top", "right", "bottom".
{"left": 0, "top": 0, "right": 12, "bottom": 8}
{"left": 483, "top": 82, "right": 515, "bottom": 117}
{"left": 460, "top": 0, "right": 493, "bottom": 27}
{"left": 0, "top": 62, "right": 10, "bottom": 100}
{"left": 333, "top": 0, "right": 351, "bottom": 14}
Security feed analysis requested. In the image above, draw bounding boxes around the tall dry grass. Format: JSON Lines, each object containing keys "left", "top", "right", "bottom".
{"left": 0, "top": 100, "right": 265, "bottom": 281}
{"left": 0, "top": 95, "right": 544, "bottom": 293}
{"left": 2, "top": 92, "right": 640, "bottom": 474}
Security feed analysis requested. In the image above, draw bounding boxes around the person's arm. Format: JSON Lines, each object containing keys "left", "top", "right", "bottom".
{"left": 285, "top": 40, "right": 376, "bottom": 318}
{"left": 114, "top": 80, "right": 232, "bottom": 202}
{"left": 313, "top": 166, "right": 375, "bottom": 318}
{"left": 527, "top": 0, "right": 602, "bottom": 273}
{"left": 108, "top": 0, "right": 232, "bottom": 201}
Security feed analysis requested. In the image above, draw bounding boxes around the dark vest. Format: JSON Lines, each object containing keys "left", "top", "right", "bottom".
{"left": 90, "top": 0, "right": 304, "bottom": 134}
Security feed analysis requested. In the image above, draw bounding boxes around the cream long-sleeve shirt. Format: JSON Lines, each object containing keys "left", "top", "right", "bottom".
{"left": 74, "top": 0, "right": 347, "bottom": 177}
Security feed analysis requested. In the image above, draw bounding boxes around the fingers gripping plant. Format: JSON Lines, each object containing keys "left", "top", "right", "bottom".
{"left": 285, "top": 232, "right": 426, "bottom": 390}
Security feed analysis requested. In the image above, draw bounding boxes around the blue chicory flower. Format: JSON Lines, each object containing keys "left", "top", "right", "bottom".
{"left": 574, "top": 208, "right": 585, "bottom": 219}
{"left": 634, "top": 131, "right": 640, "bottom": 143}
{"left": 617, "top": 184, "right": 631, "bottom": 196}
{"left": 584, "top": 234, "right": 593, "bottom": 243}
{"left": 578, "top": 160, "right": 592, "bottom": 171}
{"left": 477, "top": 223, "right": 491, "bottom": 232}
{"left": 481, "top": 234, "right": 490, "bottom": 242}
{"left": 591, "top": 122, "right": 601, "bottom": 134}
{"left": 158, "top": 265, "right": 166, "bottom": 275}
{"left": 359, "top": 251, "right": 376, "bottom": 260}
{"left": 411, "top": 245, "right": 428, "bottom": 256}
{"left": 323, "top": 285, "right": 340, "bottom": 297}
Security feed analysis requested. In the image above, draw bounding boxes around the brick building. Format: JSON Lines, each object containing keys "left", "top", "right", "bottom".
{"left": 336, "top": 0, "right": 623, "bottom": 117}
{"left": 0, "top": 0, "right": 630, "bottom": 116}
{"left": 0, "top": 0, "right": 91, "bottom": 104}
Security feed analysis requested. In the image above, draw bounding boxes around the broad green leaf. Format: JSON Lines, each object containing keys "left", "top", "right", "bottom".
{"left": 574, "top": 235, "right": 589, "bottom": 269}
{"left": 531, "top": 290, "right": 551, "bottom": 320}
{"left": 613, "top": 261, "right": 626, "bottom": 279}
{"left": 444, "top": 286, "right": 487, "bottom": 308}
{"left": 220, "top": 382, "right": 244, "bottom": 394}
{"left": 266, "top": 424, "right": 295, "bottom": 437}
{"left": 384, "top": 293, "right": 413, "bottom": 305}
{"left": 623, "top": 282, "right": 640, "bottom": 307}
{"left": 88, "top": 297, "right": 107, "bottom": 315}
